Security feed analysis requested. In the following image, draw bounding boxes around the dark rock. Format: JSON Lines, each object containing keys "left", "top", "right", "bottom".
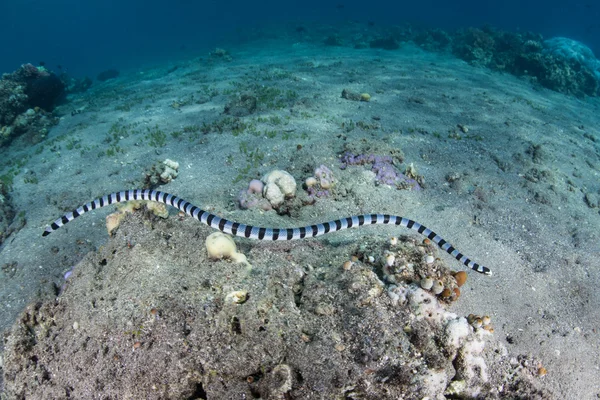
{"left": 24, "top": 73, "right": 65, "bottom": 111}
{"left": 96, "top": 69, "right": 120, "bottom": 82}
{"left": 341, "top": 88, "right": 362, "bottom": 101}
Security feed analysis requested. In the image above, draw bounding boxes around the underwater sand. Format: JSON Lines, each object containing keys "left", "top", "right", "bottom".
{"left": 1, "top": 41, "right": 599, "bottom": 398}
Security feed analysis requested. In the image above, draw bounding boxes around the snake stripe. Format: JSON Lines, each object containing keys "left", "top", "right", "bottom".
{"left": 42, "top": 189, "right": 491, "bottom": 275}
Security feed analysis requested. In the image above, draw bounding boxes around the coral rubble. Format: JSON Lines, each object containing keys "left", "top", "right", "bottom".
{"left": 2, "top": 214, "right": 550, "bottom": 399}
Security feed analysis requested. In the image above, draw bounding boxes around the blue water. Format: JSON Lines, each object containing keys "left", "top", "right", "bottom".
{"left": 1, "top": 0, "right": 598, "bottom": 77}
{"left": 3, "top": 1, "right": 600, "bottom": 398}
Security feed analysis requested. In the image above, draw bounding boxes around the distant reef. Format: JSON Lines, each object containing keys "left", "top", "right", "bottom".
{"left": 0, "top": 63, "right": 64, "bottom": 146}
{"left": 96, "top": 68, "right": 120, "bottom": 82}
{"left": 311, "top": 23, "right": 600, "bottom": 97}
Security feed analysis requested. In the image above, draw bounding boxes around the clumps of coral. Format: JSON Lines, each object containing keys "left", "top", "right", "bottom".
{"left": 0, "top": 107, "right": 56, "bottom": 146}
{"left": 238, "top": 179, "right": 271, "bottom": 210}
{"left": 353, "top": 235, "right": 466, "bottom": 305}
{"left": 262, "top": 170, "right": 297, "bottom": 207}
{"left": 142, "top": 159, "right": 179, "bottom": 188}
{"left": 333, "top": 234, "right": 544, "bottom": 398}
{"left": 8, "top": 63, "right": 65, "bottom": 111}
{"left": 467, "top": 313, "right": 495, "bottom": 333}
{"left": 318, "top": 23, "right": 600, "bottom": 97}
{"left": 105, "top": 200, "right": 168, "bottom": 235}
{"left": 340, "top": 152, "right": 423, "bottom": 189}
{"left": 304, "top": 164, "right": 335, "bottom": 200}
{"left": 238, "top": 169, "right": 297, "bottom": 212}
{"left": 442, "top": 27, "right": 600, "bottom": 97}
{"left": 239, "top": 165, "right": 339, "bottom": 212}
{"left": 543, "top": 37, "right": 600, "bottom": 79}
{"left": 0, "top": 63, "right": 64, "bottom": 146}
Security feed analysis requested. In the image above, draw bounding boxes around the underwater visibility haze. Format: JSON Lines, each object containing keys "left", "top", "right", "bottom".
{"left": 0, "top": 0, "right": 599, "bottom": 398}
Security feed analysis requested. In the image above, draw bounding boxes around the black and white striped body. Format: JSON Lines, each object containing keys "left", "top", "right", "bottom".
{"left": 42, "top": 189, "right": 491, "bottom": 275}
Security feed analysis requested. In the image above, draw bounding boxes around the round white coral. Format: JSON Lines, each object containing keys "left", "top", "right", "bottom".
{"left": 261, "top": 170, "right": 296, "bottom": 208}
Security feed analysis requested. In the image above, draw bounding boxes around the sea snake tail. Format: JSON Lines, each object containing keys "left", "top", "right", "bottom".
{"left": 42, "top": 189, "right": 491, "bottom": 275}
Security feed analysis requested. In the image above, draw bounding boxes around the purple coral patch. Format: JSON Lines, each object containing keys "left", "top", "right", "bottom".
{"left": 340, "top": 152, "right": 421, "bottom": 190}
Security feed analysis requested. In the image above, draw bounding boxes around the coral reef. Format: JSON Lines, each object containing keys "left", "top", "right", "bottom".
{"left": 6, "top": 63, "right": 66, "bottom": 111}
{"left": 1, "top": 107, "right": 56, "bottom": 145}
{"left": 0, "top": 79, "right": 27, "bottom": 128}
{"left": 413, "top": 28, "right": 452, "bottom": 52}
{"left": 329, "top": 22, "right": 600, "bottom": 97}
{"left": 0, "top": 64, "right": 63, "bottom": 146}
{"left": 543, "top": 37, "right": 600, "bottom": 80}
{"left": 452, "top": 27, "right": 498, "bottom": 66}
{"left": 449, "top": 28, "right": 600, "bottom": 96}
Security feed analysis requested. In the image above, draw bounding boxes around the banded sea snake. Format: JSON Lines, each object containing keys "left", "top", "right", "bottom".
{"left": 42, "top": 189, "right": 491, "bottom": 275}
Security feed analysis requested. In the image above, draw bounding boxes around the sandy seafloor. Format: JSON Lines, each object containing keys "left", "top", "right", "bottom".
{"left": 1, "top": 40, "right": 599, "bottom": 398}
